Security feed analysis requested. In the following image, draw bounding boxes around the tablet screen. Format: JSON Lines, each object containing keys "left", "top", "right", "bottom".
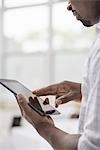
{"left": 0, "top": 79, "right": 60, "bottom": 116}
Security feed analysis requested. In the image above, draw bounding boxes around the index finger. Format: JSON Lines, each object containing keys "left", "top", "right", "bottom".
{"left": 32, "top": 84, "right": 58, "bottom": 96}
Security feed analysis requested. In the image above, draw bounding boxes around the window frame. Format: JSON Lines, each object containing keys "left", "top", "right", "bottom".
{"left": 0, "top": 0, "right": 66, "bottom": 82}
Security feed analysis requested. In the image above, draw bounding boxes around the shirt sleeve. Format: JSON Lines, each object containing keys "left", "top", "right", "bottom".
{"left": 78, "top": 51, "right": 100, "bottom": 150}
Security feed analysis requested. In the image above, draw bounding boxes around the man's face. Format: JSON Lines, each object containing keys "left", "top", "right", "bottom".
{"left": 67, "top": 0, "right": 99, "bottom": 27}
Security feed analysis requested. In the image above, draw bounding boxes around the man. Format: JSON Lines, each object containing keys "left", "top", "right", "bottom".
{"left": 17, "top": 0, "right": 100, "bottom": 150}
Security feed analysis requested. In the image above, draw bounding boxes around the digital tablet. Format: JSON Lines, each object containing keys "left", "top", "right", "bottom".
{"left": 0, "top": 79, "right": 60, "bottom": 116}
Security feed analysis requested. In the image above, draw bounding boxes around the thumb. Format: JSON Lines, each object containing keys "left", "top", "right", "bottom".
{"left": 55, "top": 93, "right": 72, "bottom": 107}
{"left": 17, "top": 94, "right": 28, "bottom": 111}
{"left": 55, "top": 96, "right": 63, "bottom": 108}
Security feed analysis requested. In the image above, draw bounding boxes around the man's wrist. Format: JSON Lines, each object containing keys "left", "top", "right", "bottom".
{"left": 35, "top": 121, "right": 54, "bottom": 137}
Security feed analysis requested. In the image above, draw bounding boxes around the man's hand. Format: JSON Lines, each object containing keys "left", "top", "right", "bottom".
{"left": 33, "top": 81, "right": 82, "bottom": 107}
{"left": 17, "top": 94, "right": 80, "bottom": 150}
{"left": 17, "top": 94, "right": 54, "bottom": 128}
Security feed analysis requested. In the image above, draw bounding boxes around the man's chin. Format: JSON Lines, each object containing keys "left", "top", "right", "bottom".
{"left": 82, "top": 21, "right": 93, "bottom": 27}
{"left": 80, "top": 19, "right": 93, "bottom": 27}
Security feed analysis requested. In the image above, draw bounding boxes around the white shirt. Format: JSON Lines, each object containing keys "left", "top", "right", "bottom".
{"left": 78, "top": 23, "right": 100, "bottom": 150}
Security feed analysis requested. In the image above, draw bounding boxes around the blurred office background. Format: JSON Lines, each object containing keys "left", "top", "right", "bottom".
{"left": 0, "top": 0, "right": 96, "bottom": 150}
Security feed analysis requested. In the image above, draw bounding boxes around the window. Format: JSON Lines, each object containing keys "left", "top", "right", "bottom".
{"left": 5, "top": 0, "right": 48, "bottom": 7}
{"left": 0, "top": 0, "right": 1, "bottom": 7}
{"left": 4, "top": 6, "right": 49, "bottom": 53}
{"left": 6, "top": 55, "right": 47, "bottom": 88}
{"left": 0, "top": 0, "right": 96, "bottom": 94}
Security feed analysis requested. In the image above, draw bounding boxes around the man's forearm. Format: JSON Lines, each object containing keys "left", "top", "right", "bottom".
{"left": 36, "top": 122, "right": 81, "bottom": 150}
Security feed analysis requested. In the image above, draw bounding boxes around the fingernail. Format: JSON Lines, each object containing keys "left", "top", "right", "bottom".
{"left": 17, "top": 94, "right": 23, "bottom": 100}
{"left": 33, "top": 90, "right": 37, "bottom": 94}
{"left": 55, "top": 99, "right": 62, "bottom": 107}
{"left": 57, "top": 100, "right": 62, "bottom": 105}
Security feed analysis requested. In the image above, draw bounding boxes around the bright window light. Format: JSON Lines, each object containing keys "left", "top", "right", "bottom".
{"left": 4, "top": 6, "right": 49, "bottom": 53}
{"left": 0, "top": 0, "right": 1, "bottom": 7}
{"left": 5, "top": 0, "right": 48, "bottom": 7}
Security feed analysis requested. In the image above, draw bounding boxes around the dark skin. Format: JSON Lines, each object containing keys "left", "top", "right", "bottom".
{"left": 17, "top": 0, "right": 100, "bottom": 150}
{"left": 68, "top": 0, "right": 100, "bottom": 26}
{"left": 17, "top": 94, "right": 81, "bottom": 150}
{"left": 33, "top": 81, "right": 82, "bottom": 107}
